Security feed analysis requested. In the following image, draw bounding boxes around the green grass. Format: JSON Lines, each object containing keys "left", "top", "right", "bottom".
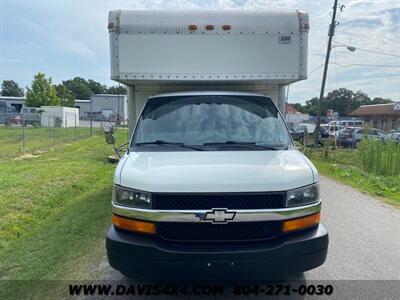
{"left": 0, "top": 132, "right": 125, "bottom": 299}
{"left": 359, "top": 140, "right": 400, "bottom": 176}
{"left": 0, "top": 126, "right": 102, "bottom": 159}
{"left": 306, "top": 146, "right": 400, "bottom": 205}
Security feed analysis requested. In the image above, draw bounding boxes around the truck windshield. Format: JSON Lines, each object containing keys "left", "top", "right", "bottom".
{"left": 132, "top": 95, "right": 292, "bottom": 151}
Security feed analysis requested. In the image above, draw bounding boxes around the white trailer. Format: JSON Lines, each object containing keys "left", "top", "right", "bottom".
{"left": 40, "top": 106, "right": 79, "bottom": 128}
{"left": 108, "top": 10, "right": 309, "bottom": 133}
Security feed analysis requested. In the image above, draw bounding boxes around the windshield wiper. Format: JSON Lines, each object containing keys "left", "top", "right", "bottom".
{"left": 203, "top": 141, "right": 288, "bottom": 150}
{"left": 134, "top": 140, "right": 204, "bottom": 151}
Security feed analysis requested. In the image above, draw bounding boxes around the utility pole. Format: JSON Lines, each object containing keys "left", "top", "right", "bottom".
{"left": 314, "top": 0, "right": 339, "bottom": 145}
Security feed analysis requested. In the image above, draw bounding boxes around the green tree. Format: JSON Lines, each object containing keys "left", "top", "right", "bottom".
{"left": 304, "top": 97, "right": 319, "bottom": 116}
{"left": 55, "top": 84, "right": 75, "bottom": 107}
{"left": 25, "top": 73, "right": 60, "bottom": 107}
{"left": 1, "top": 80, "right": 24, "bottom": 96}
{"left": 326, "top": 88, "right": 358, "bottom": 117}
{"left": 106, "top": 85, "right": 127, "bottom": 95}
{"left": 62, "top": 77, "right": 93, "bottom": 99}
{"left": 291, "top": 103, "right": 307, "bottom": 114}
{"left": 371, "top": 97, "right": 393, "bottom": 104}
{"left": 304, "top": 88, "right": 395, "bottom": 117}
{"left": 88, "top": 79, "right": 106, "bottom": 94}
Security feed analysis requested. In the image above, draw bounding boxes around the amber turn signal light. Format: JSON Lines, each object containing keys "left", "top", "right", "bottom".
{"left": 112, "top": 214, "right": 156, "bottom": 235}
{"left": 283, "top": 213, "right": 320, "bottom": 233}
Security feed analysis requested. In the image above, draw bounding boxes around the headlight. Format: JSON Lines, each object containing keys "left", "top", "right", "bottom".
{"left": 112, "top": 185, "right": 152, "bottom": 208}
{"left": 286, "top": 183, "right": 320, "bottom": 207}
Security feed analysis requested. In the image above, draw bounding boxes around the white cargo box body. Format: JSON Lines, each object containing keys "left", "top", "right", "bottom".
{"left": 109, "top": 10, "right": 309, "bottom": 131}
{"left": 109, "top": 10, "right": 309, "bottom": 84}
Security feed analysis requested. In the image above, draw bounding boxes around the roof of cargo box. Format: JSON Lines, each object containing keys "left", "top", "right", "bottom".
{"left": 109, "top": 10, "right": 309, "bottom": 85}
{"left": 109, "top": 10, "right": 306, "bottom": 34}
{"left": 148, "top": 91, "right": 271, "bottom": 99}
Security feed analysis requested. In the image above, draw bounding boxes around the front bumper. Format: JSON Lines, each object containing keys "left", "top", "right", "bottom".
{"left": 106, "top": 223, "right": 328, "bottom": 280}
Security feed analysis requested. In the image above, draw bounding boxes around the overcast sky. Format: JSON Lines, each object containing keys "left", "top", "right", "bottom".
{"left": 0, "top": 0, "right": 399, "bottom": 103}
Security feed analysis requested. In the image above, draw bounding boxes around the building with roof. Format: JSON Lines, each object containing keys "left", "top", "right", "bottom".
{"left": 86, "top": 94, "right": 127, "bottom": 121}
{"left": 0, "top": 94, "right": 127, "bottom": 121}
{"left": 350, "top": 102, "right": 400, "bottom": 131}
{"left": 286, "top": 103, "right": 299, "bottom": 114}
{"left": 0, "top": 96, "right": 26, "bottom": 112}
{"left": 285, "top": 103, "right": 309, "bottom": 126}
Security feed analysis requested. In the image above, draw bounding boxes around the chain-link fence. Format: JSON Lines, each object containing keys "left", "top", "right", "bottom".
{"left": 0, "top": 112, "right": 116, "bottom": 159}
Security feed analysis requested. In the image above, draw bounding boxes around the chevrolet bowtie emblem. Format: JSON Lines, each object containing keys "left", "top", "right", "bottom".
{"left": 203, "top": 208, "right": 236, "bottom": 224}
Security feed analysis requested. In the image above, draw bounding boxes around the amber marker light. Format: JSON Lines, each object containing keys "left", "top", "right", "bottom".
{"left": 112, "top": 214, "right": 156, "bottom": 235}
{"left": 283, "top": 213, "right": 320, "bottom": 233}
{"left": 205, "top": 24, "right": 215, "bottom": 31}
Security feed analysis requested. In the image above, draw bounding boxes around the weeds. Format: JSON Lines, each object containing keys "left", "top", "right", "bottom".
{"left": 305, "top": 140, "right": 400, "bottom": 204}
{"left": 359, "top": 139, "right": 400, "bottom": 176}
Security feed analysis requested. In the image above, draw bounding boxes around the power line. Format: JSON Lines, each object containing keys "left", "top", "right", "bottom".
{"left": 308, "top": 62, "right": 400, "bottom": 76}
{"left": 332, "top": 62, "right": 400, "bottom": 68}
{"left": 308, "top": 64, "right": 325, "bottom": 75}
{"left": 355, "top": 47, "right": 400, "bottom": 58}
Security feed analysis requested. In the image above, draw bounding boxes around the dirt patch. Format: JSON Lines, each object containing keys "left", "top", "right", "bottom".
{"left": 14, "top": 154, "right": 40, "bottom": 160}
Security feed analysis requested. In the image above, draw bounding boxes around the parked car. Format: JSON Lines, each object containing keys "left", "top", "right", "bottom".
{"left": 0, "top": 104, "right": 18, "bottom": 125}
{"left": 20, "top": 107, "right": 41, "bottom": 126}
{"left": 337, "top": 127, "right": 387, "bottom": 148}
{"left": 86, "top": 112, "right": 105, "bottom": 121}
{"left": 290, "top": 123, "right": 315, "bottom": 140}
{"left": 322, "top": 124, "right": 345, "bottom": 137}
{"left": 384, "top": 132, "right": 400, "bottom": 144}
{"left": 328, "top": 120, "right": 364, "bottom": 127}
{"left": 11, "top": 114, "right": 22, "bottom": 125}
{"left": 290, "top": 124, "right": 329, "bottom": 146}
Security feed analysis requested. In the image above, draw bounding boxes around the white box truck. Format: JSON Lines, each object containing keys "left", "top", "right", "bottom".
{"left": 106, "top": 10, "right": 328, "bottom": 280}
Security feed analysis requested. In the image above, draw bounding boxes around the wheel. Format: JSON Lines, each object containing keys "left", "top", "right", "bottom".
{"left": 353, "top": 141, "right": 360, "bottom": 148}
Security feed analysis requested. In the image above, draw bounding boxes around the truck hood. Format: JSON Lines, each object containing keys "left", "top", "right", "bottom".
{"left": 116, "top": 150, "right": 316, "bottom": 193}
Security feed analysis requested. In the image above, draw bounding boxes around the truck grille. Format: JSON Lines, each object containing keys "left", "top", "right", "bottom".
{"left": 152, "top": 193, "right": 285, "bottom": 210}
{"left": 157, "top": 221, "right": 282, "bottom": 243}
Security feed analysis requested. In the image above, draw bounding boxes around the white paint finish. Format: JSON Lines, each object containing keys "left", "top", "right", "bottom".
{"left": 114, "top": 153, "right": 129, "bottom": 186}
{"left": 110, "top": 10, "right": 308, "bottom": 84}
{"left": 117, "top": 150, "right": 315, "bottom": 193}
{"left": 118, "top": 34, "right": 300, "bottom": 76}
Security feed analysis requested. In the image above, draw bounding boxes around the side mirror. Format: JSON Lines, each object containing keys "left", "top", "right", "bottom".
{"left": 105, "top": 131, "right": 116, "bottom": 145}
{"left": 103, "top": 124, "right": 116, "bottom": 145}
